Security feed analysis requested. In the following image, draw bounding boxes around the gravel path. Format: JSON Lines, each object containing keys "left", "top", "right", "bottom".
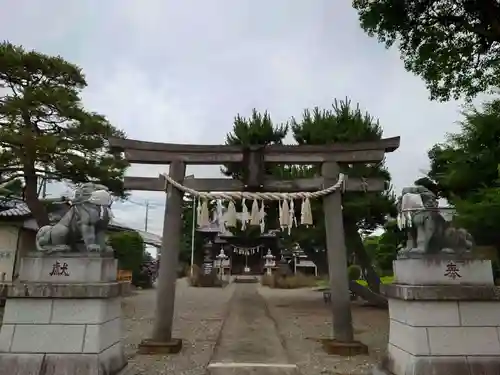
{"left": 258, "top": 286, "right": 389, "bottom": 375}
{"left": 208, "top": 283, "right": 298, "bottom": 375}
{"left": 120, "top": 279, "right": 235, "bottom": 375}
{"left": 119, "top": 281, "right": 388, "bottom": 375}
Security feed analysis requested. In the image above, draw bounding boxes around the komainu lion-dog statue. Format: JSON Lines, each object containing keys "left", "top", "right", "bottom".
{"left": 36, "top": 183, "right": 113, "bottom": 253}
{"left": 397, "top": 186, "right": 474, "bottom": 257}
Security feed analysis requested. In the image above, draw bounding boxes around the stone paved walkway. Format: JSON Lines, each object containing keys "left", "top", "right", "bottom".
{"left": 207, "top": 283, "right": 299, "bottom": 375}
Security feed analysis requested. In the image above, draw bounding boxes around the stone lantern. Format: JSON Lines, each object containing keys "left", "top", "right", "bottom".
{"left": 263, "top": 249, "right": 275, "bottom": 275}
{"left": 216, "top": 249, "right": 228, "bottom": 279}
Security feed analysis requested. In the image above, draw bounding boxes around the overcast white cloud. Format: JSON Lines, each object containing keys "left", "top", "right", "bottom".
{"left": 0, "top": 0, "right": 476, "bottom": 239}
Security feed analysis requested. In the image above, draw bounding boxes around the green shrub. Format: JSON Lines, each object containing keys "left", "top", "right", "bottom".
{"left": 261, "top": 274, "right": 274, "bottom": 287}
{"left": 110, "top": 231, "right": 145, "bottom": 272}
{"left": 132, "top": 269, "right": 153, "bottom": 289}
{"left": 347, "top": 264, "right": 362, "bottom": 280}
{"left": 261, "top": 273, "right": 318, "bottom": 289}
{"left": 356, "top": 275, "right": 394, "bottom": 287}
{"left": 109, "top": 231, "right": 154, "bottom": 288}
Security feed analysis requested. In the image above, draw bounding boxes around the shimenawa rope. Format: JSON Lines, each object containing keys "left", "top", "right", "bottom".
{"left": 161, "top": 173, "right": 346, "bottom": 200}
{"left": 161, "top": 172, "right": 346, "bottom": 232}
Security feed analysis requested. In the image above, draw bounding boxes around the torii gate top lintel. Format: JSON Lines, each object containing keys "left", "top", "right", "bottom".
{"left": 108, "top": 136, "right": 400, "bottom": 164}
{"left": 109, "top": 136, "right": 400, "bottom": 193}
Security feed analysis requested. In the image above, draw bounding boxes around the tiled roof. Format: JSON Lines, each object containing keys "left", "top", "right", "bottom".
{"left": 0, "top": 202, "right": 31, "bottom": 217}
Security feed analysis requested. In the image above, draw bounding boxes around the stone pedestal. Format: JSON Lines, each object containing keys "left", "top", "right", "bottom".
{"left": 0, "top": 252, "right": 127, "bottom": 375}
{"left": 375, "top": 256, "right": 500, "bottom": 375}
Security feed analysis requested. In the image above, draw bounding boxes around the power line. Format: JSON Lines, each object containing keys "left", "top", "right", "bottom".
{"left": 126, "top": 199, "right": 163, "bottom": 208}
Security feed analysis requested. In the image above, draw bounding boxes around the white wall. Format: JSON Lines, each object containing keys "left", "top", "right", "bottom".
{"left": 0, "top": 225, "right": 19, "bottom": 281}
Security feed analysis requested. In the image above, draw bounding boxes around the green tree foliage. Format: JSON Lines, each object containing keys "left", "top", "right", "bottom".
{"left": 222, "top": 100, "right": 396, "bottom": 297}
{"left": 0, "top": 42, "right": 129, "bottom": 226}
{"left": 109, "top": 231, "right": 152, "bottom": 287}
{"left": 223, "top": 109, "right": 288, "bottom": 179}
{"left": 347, "top": 264, "right": 362, "bottom": 280}
{"left": 363, "top": 220, "right": 405, "bottom": 273}
{"left": 110, "top": 231, "right": 145, "bottom": 271}
{"left": 0, "top": 179, "right": 23, "bottom": 198}
{"left": 180, "top": 197, "right": 217, "bottom": 270}
{"left": 0, "top": 179, "right": 23, "bottom": 213}
{"left": 363, "top": 235, "right": 380, "bottom": 262}
{"left": 180, "top": 198, "right": 196, "bottom": 267}
{"left": 417, "top": 100, "right": 500, "bottom": 201}
{"left": 223, "top": 109, "right": 288, "bottom": 236}
{"left": 453, "top": 187, "right": 500, "bottom": 248}
{"left": 180, "top": 197, "right": 200, "bottom": 267}
{"left": 352, "top": 0, "right": 500, "bottom": 101}
{"left": 290, "top": 100, "right": 397, "bottom": 291}
{"left": 417, "top": 99, "right": 500, "bottom": 248}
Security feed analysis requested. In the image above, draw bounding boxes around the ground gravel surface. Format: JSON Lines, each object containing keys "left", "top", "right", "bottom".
{"left": 120, "top": 279, "right": 235, "bottom": 375}
{"left": 259, "top": 286, "right": 389, "bottom": 375}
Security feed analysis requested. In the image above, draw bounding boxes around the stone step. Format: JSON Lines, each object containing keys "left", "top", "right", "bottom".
{"left": 233, "top": 276, "right": 259, "bottom": 283}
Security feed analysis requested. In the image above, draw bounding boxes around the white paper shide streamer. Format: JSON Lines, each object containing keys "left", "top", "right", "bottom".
{"left": 232, "top": 245, "right": 261, "bottom": 256}
{"left": 163, "top": 173, "right": 346, "bottom": 234}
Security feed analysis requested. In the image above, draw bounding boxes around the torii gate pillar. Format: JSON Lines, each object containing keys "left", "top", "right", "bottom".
{"left": 322, "top": 162, "right": 368, "bottom": 356}
{"left": 138, "top": 160, "right": 186, "bottom": 354}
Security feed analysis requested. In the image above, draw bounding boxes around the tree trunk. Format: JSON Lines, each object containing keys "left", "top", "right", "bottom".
{"left": 23, "top": 166, "right": 50, "bottom": 227}
{"left": 349, "top": 280, "right": 387, "bottom": 308}
{"left": 345, "top": 223, "right": 381, "bottom": 293}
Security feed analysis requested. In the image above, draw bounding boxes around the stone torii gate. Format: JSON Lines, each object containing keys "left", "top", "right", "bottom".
{"left": 109, "top": 136, "right": 400, "bottom": 355}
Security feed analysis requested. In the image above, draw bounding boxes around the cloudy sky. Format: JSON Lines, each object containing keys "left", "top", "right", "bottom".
{"left": 1, "top": 0, "right": 477, "bottom": 239}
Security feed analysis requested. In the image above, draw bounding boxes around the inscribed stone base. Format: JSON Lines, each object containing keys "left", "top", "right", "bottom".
{"left": 0, "top": 342, "right": 126, "bottom": 375}
{"left": 376, "top": 279, "right": 500, "bottom": 375}
{"left": 19, "top": 252, "right": 117, "bottom": 283}
{"left": 373, "top": 349, "right": 500, "bottom": 375}
{"left": 393, "top": 257, "right": 493, "bottom": 285}
{"left": 0, "top": 282, "right": 127, "bottom": 375}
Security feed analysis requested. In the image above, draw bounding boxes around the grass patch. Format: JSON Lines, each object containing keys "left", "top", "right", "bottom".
{"left": 316, "top": 279, "right": 329, "bottom": 289}
{"left": 356, "top": 276, "right": 394, "bottom": 287}
{"left": 262, "top": 273, "right": 320, "bottom": 289}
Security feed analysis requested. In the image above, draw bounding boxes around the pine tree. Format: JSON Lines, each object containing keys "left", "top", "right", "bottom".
{"left": 0, "top": 42, "right": 128, "bottom": 226}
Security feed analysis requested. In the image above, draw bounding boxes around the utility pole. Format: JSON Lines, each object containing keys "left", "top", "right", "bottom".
{"left": 41, "top": 178, "right": 47, "bottom": 199}
{"left": 190, "top": 197, "right": 196, "bottom": 276}
{"left": 144, "top": 200, "right": 149, "bottom": 232}
{"left": 37, "top": 177, "right": 47, "bottom": 199}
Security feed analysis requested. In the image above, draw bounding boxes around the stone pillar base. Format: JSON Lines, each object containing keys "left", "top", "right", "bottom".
{"left": 0, "top": 282, "right": 128, "bottom": 375}
{"left": 373, "top": 355, "right": 500, "bottom": 375}
{"left": 377, "top": 258, "right": 500, "bottom": 375}
{"left": 138, "top": 338, "right": 183, "bottom": 354}
{"left": 0, "top": 282, "right": 127, "bottom": 375}
{"left": 321, "top": 339, "right": 368, "bottom": 356}
{"left": 0, "top": 344, "right": 126, "bottom": 375}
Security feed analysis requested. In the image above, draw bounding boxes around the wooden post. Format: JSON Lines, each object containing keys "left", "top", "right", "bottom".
{"left": 322, "top": 162, "right": 354, "bottom": 343}
{"left": 151, "top": 160, "right": 186, "bottom": 345}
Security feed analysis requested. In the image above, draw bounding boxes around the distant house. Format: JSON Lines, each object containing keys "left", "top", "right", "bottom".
{"left": 0, "top": 198, "right": 162, "bottom": 281}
